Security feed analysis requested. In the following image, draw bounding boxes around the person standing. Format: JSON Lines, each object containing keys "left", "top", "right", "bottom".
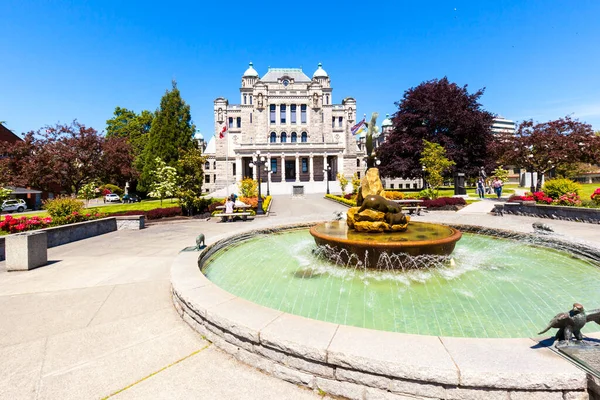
{"left": 476, "top": 178, "right": 485, "bottom": 199}
{"left": 492, "top": 177, "right": 503, "bottom": 199}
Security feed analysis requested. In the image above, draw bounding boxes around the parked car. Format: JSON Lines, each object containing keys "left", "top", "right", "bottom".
{"left": 104, "top": 193, "right": 121, "bottom": 203}
{"left": 1, "top": 199, "right": 27, "bottom": 213}
{"left": 122, "top": 194, "right": 141, "bottom": 203}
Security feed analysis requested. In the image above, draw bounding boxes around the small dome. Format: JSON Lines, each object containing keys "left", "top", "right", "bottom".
{"left": 381, "top": 114, "right": 393, "bottom": 127}
{"left": 243, "top": 62, "right": 259, "bottom": 77}
{"left": 312, "top": 62, "right": 328, "bottom": 78}
{"left": 194, "top": 131, "right": 204, "bottom": 140}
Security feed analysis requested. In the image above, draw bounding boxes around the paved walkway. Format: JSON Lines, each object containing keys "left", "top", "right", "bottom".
{"left": 1, "top": 194, "right": 598, "bottom": 399}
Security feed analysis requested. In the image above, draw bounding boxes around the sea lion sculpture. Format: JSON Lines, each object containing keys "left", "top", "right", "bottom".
{"left": 358, "top": 195, "right": 403, "bottom": 214}
{"left": 196, "top": 234, "right": 206, "bottom": 250}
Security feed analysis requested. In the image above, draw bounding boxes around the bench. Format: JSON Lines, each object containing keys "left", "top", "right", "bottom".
{"left": 402, "top": 206, "right": 428, "bottom": 216}
{"left": 218, "top": 212, "right": 251, "bottom": 222}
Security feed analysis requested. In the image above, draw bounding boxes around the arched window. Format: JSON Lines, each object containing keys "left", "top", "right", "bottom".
{"left": 243, "top": 94, "right": 247, "bottom": 104}
{"left": 270, "top": 132, "right": 277, "bottom": 143}
{"left": 205, "top": 161, "right": 210, "bottom": 170}
{"left": 213, "top": 161, "right": 216, "bottom": 169}
{"left": 291, "top": 132, "right": 297, "bottom": 142}
{"left": 249, "top": 95, "right": 253, "bottom": 105}
{"left": 281, "top": 132, "right": 287, "bottom": 143}
{"left": 301, "top": 132, "right": 308, "bottom": 142}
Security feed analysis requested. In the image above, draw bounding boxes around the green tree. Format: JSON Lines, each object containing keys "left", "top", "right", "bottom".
{"left": 140, "top": 81, "right": 195, "bottom": 191}
{"left": 77, "top": 181, "right": 98, "bottom": 206}
{"left": 492, "top": 166, "right": 509, "bottom": 183}
{"left": 0, "top": 187, "right": 13, "bottom": 202}
{"left": 148, "top": 158, "right": 178, "bottom": 206}
{"left": 106, "top": 107, "right": 154, "bottom": 171}
{"left": 337, "top": 173, "right": 349, "bottom": 195}
{"left": 176, "top": 147, "right": 206, "bottom": 214}
{"left": 420, "top": 139, "right": 455, "bottom": 198}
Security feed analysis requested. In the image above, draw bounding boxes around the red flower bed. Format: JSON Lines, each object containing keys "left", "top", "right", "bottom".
{"left": 421, "top": 197, "right": 466, "bottom": 208}
{"left": 145, "top": 207, "right": 182, "bottom": 220}
{"left": 0, "top": 215, "right": 53, "bottom": 234}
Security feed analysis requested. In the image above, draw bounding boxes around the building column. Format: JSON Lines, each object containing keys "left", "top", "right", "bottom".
{"left": 323, "top": 153, "right": 328, "bottom": 182}
{"left": 295, "top": 153, "right": 300, "bottom": 182}
{"left": 337, "top": 152, "right": 343, "bottom": 177}
{"left": 281, "top": 154, "right": 286, "bottom": 181}
{"left": 235, "top": 156, "right": 242, "bottom": 183}
{"left": 309, "top": 154, "right": 314, "bottom": 182}
{"left": 252, "top": 156, "right": 257, "bottom": 181}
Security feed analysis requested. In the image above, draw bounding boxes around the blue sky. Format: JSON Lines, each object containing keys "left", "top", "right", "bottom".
{"left": 2, "top": 0, "right": 599, "bottom": 139}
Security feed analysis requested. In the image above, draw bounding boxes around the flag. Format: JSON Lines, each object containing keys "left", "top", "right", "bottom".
{"left": 219, "top": 125, "right": 227, "bottom": 139}
{"left": 351, "top": 119, "right": 366, "bottom": 135}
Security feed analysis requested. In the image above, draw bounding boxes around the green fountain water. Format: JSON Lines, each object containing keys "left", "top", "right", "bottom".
{"left": 202, "top": 229, "right": 600, "bottom": 338}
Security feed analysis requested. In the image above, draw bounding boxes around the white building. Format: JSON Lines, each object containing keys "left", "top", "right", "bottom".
{"left": 491, "top": 116, "right": 516, "bottom": 136}
{"left": 202, "top": 63, "right": 366, "bottom": 195}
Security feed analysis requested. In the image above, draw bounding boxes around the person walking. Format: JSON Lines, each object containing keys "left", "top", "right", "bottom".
{"left": 492, "top": 177, "right": 504, "bottom": 199}
{"left": 476, "top": 178, "right": 485, "bottom": 199}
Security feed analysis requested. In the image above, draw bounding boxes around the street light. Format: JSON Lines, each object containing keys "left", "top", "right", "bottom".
{"left": 422, "top": 165, "right": 427, "bottom": 190}
{"left": 527, "top": 153, "right": 535, "bottom": 193}
{"left": 323, "top": 164, "right": 331, "bottom": 195}
{"left": 249, "top": 150, "right": 266, "bottom": 215}
{"left": 264, "top": 166, "right": 273, "bottom": 196}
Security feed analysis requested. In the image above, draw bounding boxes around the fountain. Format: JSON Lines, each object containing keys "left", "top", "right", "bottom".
{"left": 310, "top": 113, "right": 461, "bottom": 268}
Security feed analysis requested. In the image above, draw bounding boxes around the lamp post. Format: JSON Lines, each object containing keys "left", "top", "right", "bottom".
{"left": 527, "top": 153, "right": 535, "bottom": 193}
{"left": 249, "top": 150, "right": 266, "bottom": 215}
{"left": 264, "top": 167, "right": 272, "bottom": 196}
{"left": 422, "top": 165, "right": 427, "bottom": 190}
{"left": 323, "top": 164, "right": 331, "bottom": 195}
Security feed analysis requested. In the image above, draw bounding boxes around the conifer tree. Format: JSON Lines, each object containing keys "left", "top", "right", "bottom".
{"left": 139, "top": 81, "right": 195, "bottom": 191}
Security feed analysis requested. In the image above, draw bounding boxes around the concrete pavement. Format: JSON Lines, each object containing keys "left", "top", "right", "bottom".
{"left": 0, "top": 193, "right": 598, "bottom": 399}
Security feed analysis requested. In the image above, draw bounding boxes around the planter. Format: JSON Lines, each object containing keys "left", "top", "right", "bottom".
{"left": 497, "top": 203, "right": 600, "bottom": 224}
{"left": 6, "top": 231, "right": 47, "bottom": 271}
{"left": 0, "top": 215, "right": 145, "bottom": 262}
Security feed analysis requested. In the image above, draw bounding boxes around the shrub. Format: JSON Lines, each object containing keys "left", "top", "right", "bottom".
{"left": 542, "top": 178, "right": 581, "bottom": 200}
{"left": 43, "top": 197, "right": 84, "bottom": 218}
{"left": 422, "top": 197, "right": 466, "bottom": 208}
{"left": 145, "top": 207, "right": 182, "bottom": 220}
{"left": 337, "top": 173, "right": 349, "bottom": 195}
{"left": 238, "top": 178, "right": 257, "bottom": 198}
{"left": 554, "top": 192, "right": 582, "bottom": 206}
{"left": 344, "top": 193, "right": 355, "bottom": 200}
{"left": 100, "top": 184, "right": 124, "bottom": 196}
{"left": 325, "top": 194, "right": 357, "bottom": 207}
{"left": 530, "top": 191, "right": 553, "bottom": 204}
{"left": 383, "top": 191, "right": 404, "bottom": 200}
{"left": 208, "top": 200, "right": 225, "bottom": 213}
{"left": 591, "top": 188, "right": 600, "bottom": 205}
{"left": 418, "top": 188, "right": 439, "bottom": 200}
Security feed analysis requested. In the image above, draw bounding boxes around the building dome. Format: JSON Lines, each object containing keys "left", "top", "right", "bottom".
{"left": 243, "top": 62, "right": 259, "bottom": 77}
{"left": 381, "top": 114, "right": 393, "bottom": 127}
{"left": 312, "top": 63, "right": 328, "bottom": 78}
{"left": 194, "top": 131, "right": 204, "bottom": 140}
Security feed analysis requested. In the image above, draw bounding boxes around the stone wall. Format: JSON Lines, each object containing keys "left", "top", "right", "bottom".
{"left": 497, "top": 202, "right": 600, "bottom": 224}
{"left": 0, "top": 215, "right": 144, "bottom": 261}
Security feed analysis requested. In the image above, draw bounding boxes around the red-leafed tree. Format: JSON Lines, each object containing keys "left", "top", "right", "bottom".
{"left": 377, "top": 77, "right": 495, "bottom": 180}
{"left": 1, "top": 121, "right": 137, "bottom": 194}
{"left": 490, "top": 116, "right": 599, "bottom": 180}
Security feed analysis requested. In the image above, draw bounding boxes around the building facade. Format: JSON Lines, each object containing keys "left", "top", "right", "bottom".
{"left": 202, "top": 63, "right": 366, "bottom": 195}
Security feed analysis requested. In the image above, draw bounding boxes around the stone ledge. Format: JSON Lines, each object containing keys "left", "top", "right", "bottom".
{"left": 171, "top": 222, "right": 592, "bottom": 399}
{"left": 498, "top": 203, "right": 600, "bottom": 224}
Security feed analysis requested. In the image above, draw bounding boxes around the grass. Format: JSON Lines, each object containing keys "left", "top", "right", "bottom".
{"left": 3, "top": 198, "right": 179, "bottom": 219}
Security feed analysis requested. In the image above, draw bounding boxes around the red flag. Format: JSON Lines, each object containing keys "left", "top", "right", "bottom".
{"left": 219, "top": 125, "right": 227, "bottom": 139}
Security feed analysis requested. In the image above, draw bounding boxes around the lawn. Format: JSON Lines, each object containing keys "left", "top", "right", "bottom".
{"left": 3, "top": 198, "right": 180, "bottom": 219}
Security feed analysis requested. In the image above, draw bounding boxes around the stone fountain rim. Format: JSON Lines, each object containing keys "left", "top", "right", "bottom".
{"left": 171, "top": 221, "right": 596, "bottom": 397}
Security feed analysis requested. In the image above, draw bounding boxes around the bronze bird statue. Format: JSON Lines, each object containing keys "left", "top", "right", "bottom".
{"left": 587, "top": 308, "right": 600, "bottom": 326}
{"left": 538, "top": 303, "right": 587, "bottom": 342}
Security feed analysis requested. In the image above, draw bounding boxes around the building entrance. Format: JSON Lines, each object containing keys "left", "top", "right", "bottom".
{"left": 285, "top": 160, "right": 296, "bottom": 181}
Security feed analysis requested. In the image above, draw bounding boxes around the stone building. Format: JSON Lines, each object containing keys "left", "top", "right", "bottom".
{"left": 202, "top": 63, "right": 365, "bottom": 195}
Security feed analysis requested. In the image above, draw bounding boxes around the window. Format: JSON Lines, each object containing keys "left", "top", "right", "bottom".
{"left": 321, "top": 111, "right": 324, "bottom": 123}
{"left": 213, "top": 161, "right": 216, "bottom": 169}
{"left": 356, "top": 159, "right": 360, "bottom": 167}
{"left": 236, "top": 117, "right": 241, "bottom": 128}
{"left": 281, "top": 132, "right": 287, "bottom": 143}
{"left": 413, "top": 183, "right": 418, "bottom": 189}
{"left": 213, "top": 174, "right": 216, "bottom": 182}
{"left": 291, "top": 105, "right": 297, "bottom": 124}
{"left": 205, "top": 161, "right": 210, "bottom": 170}
{"left": 229, "top": 117, "right": 234, "bottom": 128}
{"left": 270, "top": 132, "right": 277, "bottom": 143}
{"left": 205, "top": 175, "right": 211, "bottom": 183}
{"left": 232, "top": 163, "right": 236, "bottom": 176}
{"left": 357, "top": 171, "right": 361, "bottom": 179}
{"left": 250, "top": 113, "right": 252, "bottom": 123}
{"left": 280, "top": 104, "right": 286, "bottom": 124}
{"left": 270, "top": 105, "right": 276, "bottom": 124}
{"left": 249, "top": 95, "right": 253, "bottom": 105}
{"left": 391, "top": 184, "right": 394, "bottom": 189}
{"left": 332, "top": 117, "right": 335, "bottom": 128}
{"left": 243, "top": 94, "right": 247, "bottom": 105}
{"left": 271, "top": 158, "right": 277, "bottom": 173}
{"left": 326, "top": 94, "right": 329, "bottom": 105}
{"left": 338, "top": 117, "right": 343, "bottom": 127}
{"left": 291, "top": 132, "right": 297, "bottom": 142}
{"left": 301, "top": 132, "right": 307, "bottom": 142}
{"left": 302, "top": 158, "right": 308, "bottom": 173}
{"left": 301, "top": 105, "right": 306, "bottom": 124}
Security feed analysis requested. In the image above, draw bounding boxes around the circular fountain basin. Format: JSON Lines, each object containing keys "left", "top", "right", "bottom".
{"left": 310, "top": 220, "right": 462, "bottom": 268}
